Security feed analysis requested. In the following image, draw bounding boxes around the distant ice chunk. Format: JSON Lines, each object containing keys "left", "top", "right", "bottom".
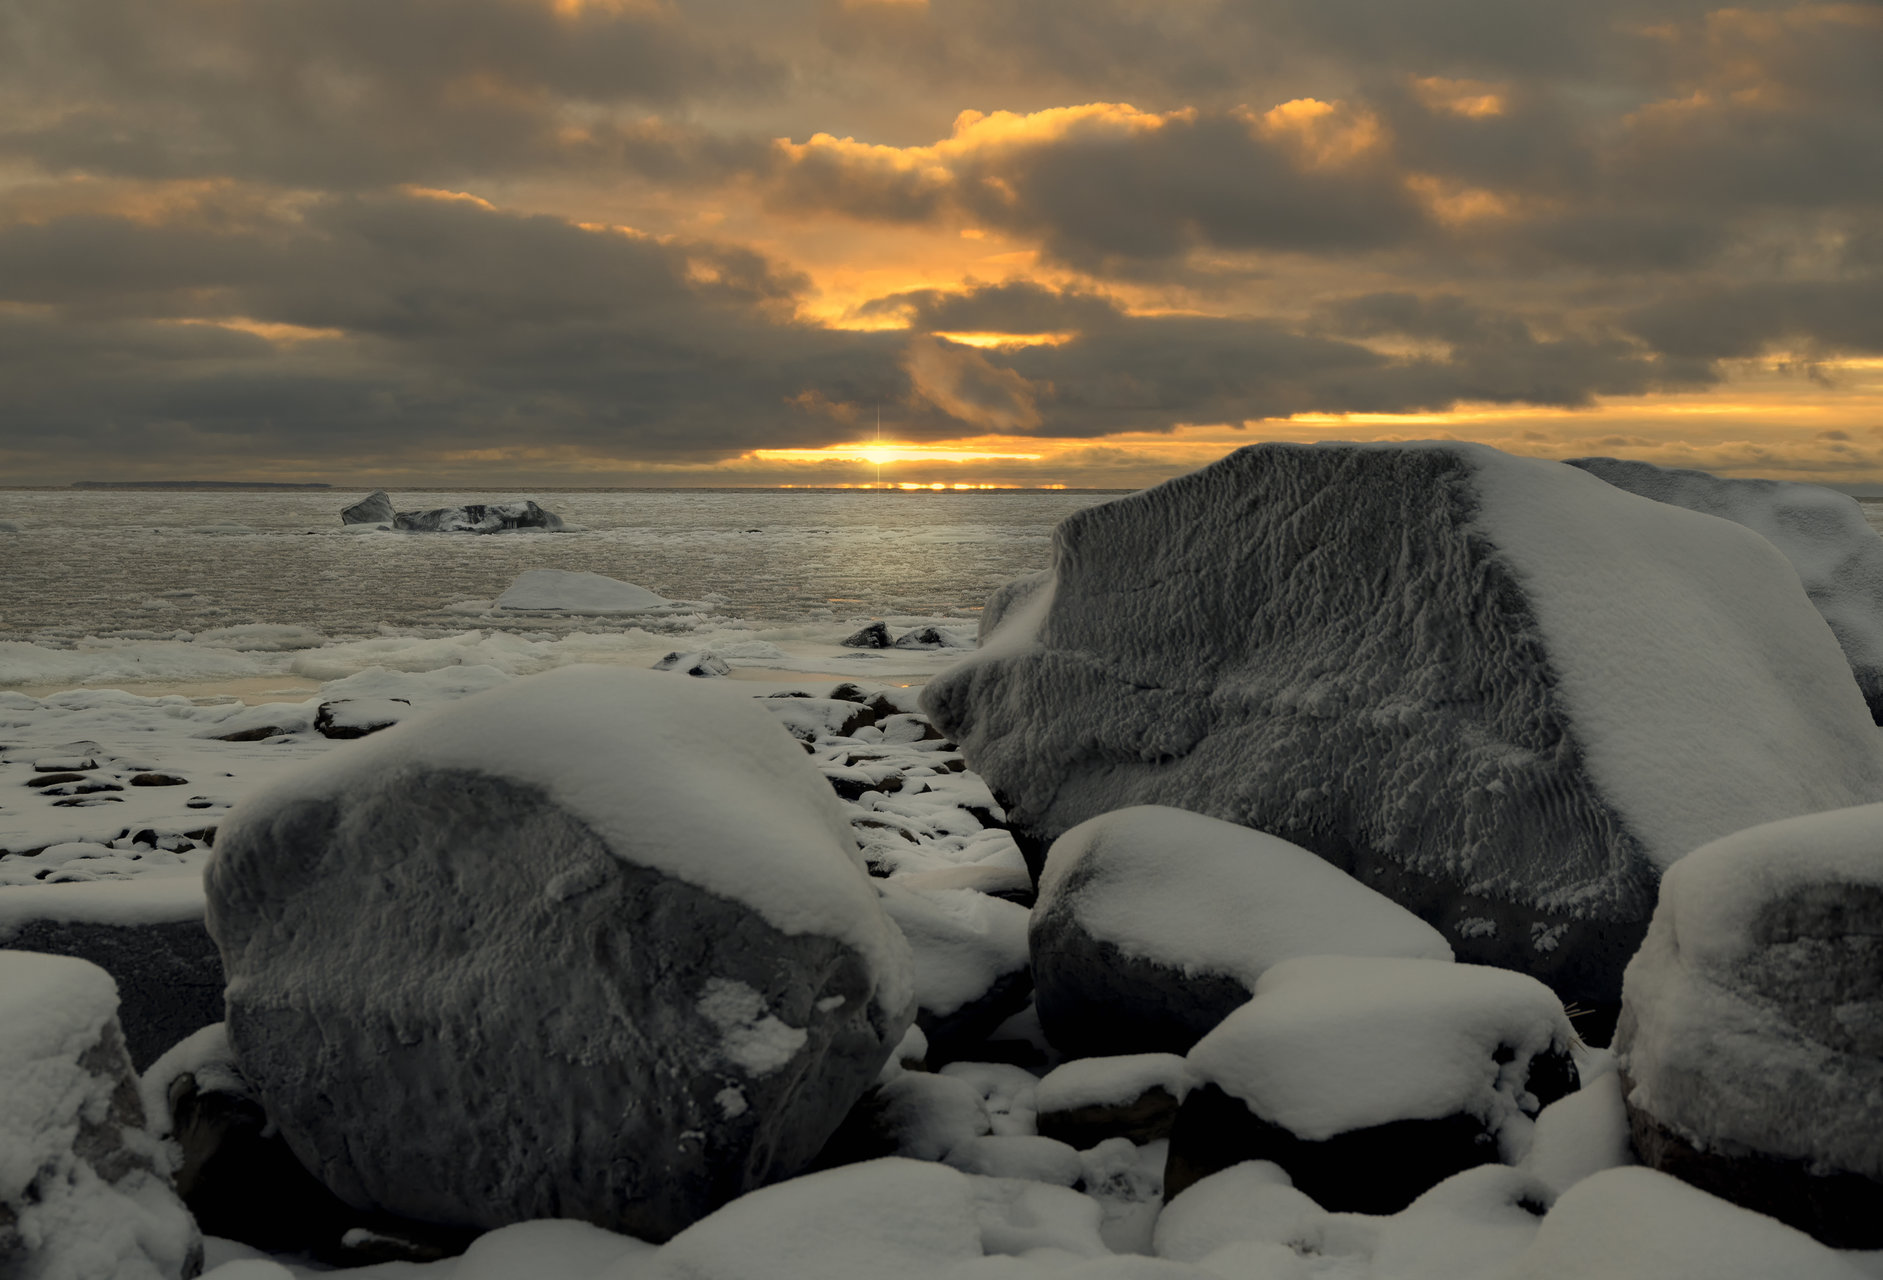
{"left": 924, "top": 442, "right": 1883, "bottom": 1006}
{"left": 392, "top": 500, "right": 565, "bottom": 533}
{"left": 1568, "top": 456, "right": 1883, "bottom": 722}
{"left": 495, "top": 568, "right": 671, "bottom": 615}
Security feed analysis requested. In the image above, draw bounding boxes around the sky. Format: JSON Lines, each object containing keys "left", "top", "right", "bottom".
{"left": 2, "top": 0, "right": 1880, "bottom": 490}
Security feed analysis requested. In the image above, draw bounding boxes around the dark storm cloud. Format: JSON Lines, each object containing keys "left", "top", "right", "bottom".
{"left": 853, "top": 281, "right": 1127, "bottom": 334}
{"left": 0, "top": 0, "right": 780, "bottom": 188}
{"left": 1623, "top": 278, "right": 1883, "bottom": 361}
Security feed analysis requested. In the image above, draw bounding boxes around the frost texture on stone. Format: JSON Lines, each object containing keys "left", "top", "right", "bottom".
{"left": 1031, "top": 806, "right": 1452, "bottom": 1054}
{"left": 339, "top": 490, "right": 394, "bottom": 525}
{"left": 1568, "top": 455, "right": 1883, "bottom": 722}
{"left": 0, "top": 950, "right": 201, "bottom": 1280}
{"left": 922, "top": 442, "right": 1883, "bottom": 1003}
{"left": 1614, "top": 801, "right": 1883, "bottom": 1243}
{"left": 206, "top": 666, "right": 914, "bottom": 1241}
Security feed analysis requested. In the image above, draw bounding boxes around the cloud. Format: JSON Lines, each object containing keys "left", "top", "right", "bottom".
{"left": 901, "top": 336, "right": 1043, "bottom": 430}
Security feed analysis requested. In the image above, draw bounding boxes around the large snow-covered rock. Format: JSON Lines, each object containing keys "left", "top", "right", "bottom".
{"left": 392, "top": 500, "right": 565, "bottom": 533}
{"left": 1031, "top": 806, "right": 1453, "bottom": 1056}
{"left": 1170, "top": 955, "right": 1577, "bottom": 1212}
{"left": 339, "top": 490, "right": 394, "bottom": 525}
{"left": 923, "top": 442, "right": 1883, "bottom": 1006}
{"left": 0, "top": 951, "right": 202, "bottom": 1280}
{"left": 875, "top": 882, "right": 1032, "bottom": 1066}
{"left": 495, "top": 569, "right": 670, "bottom": 614}
{"left": 1568, "top": 456, "right": 1883, "bottom": 722}
{"left": 206, "top": 665, "right": 915, "bottom": 1242}
{"left": 1613, "top": 802, "right": 1883, "bottom": 1247}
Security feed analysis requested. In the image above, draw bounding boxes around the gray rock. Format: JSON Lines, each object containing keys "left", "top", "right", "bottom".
{"left": 340, "top": 490, "right": 395, "bottom": 525}
{"left": 922, "top": 442, "right": 1883, "bottom": 1007}
{"left": 314, "top": 697, "right": 410, "bottom": 739}
{"left": 391, "top": 500, "right": 565, "bottom": 533}
{"left": 206, "top": 667, "right": 914, "bottom": 1242}
{"left": 842, "top": 621, "right": 893, "bottom": 649}
{"left": 1567, "top": 457, "right": 1883, "bottom": 723}
{"left": 1613, "top": 801, "right": 1883, "bottom": 1248}
{"left": 0, "top": 952, "right": 203, "bottom": 1279}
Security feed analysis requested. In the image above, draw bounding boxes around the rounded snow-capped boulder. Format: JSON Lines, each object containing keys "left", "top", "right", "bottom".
{"left": 339, "top": 489, "right": 394, "bottom": 525}
{"left": 922, "top": 442, "right": 1883, "bottom": 1008}
{"left": 875, "top": 881, "right": 1032, "bottom": 1066}
{"left": 1568, "top": 456, "right": 1883, "bottom": 724}
{"left": 0, "top": 950, "right": 202, "bottom": 1280}
{"left": 1169, "top": 955, "right": 1577, "bottom": 1212}
{"left": 1031, "top": 806, "right": 1453, "bottom": 1056}
{"left": 1613, "top": 802, "right": 1883, "bottom": 1247}
{"left": 206, "top": 665, "right": 915, "bottom": 1242}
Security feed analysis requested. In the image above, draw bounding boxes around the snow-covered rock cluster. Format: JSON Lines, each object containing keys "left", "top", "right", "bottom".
{"left": 923, "top": 442, "right": 1883, "bottom": 1012}
{"left": 337, "top": 490, "right": 567, "bottom": 533}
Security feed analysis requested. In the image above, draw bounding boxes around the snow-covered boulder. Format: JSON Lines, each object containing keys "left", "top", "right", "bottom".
{"left": 1613, "top": 802, "right": 1883, "bottom": 1247}
{"left": 205, "top": 665, "right": 916, "bottom": 1242}
{"left": 494, "top": 568, "right": 670, "bottom": 614}
{"left": 1036, "top": 1053, "right": 1194, "bottom": 1148}
{"left": 876, "top": 882, "right": 1032, "bottom": 1066}
{"left": 339, "top": 490, "right": 394, "bottom": 525}
{"left": 0, "top": 951, "right": 202, "bottom": 1280}
{"left": 1501, "top": 1166, "right": 1870, "bottom": 1280}
{"left": 894, "top": 625, "right": 972, "bottom": 650}
{"left": 1170, "top": 955, "right": 1577, "bottom": 1212}
{"left": 654, "top": 649, "right": 732, "bottom": 678}
{"left": 392, "top": 500, "right": 565, "bottom": 533}
{"left": 1031, "top": 806, "right": 1454, "bottom": 1056}
{"left": 0, "top": 881, "right": 223, "bottom": 1070}
{"left": 1568, "top": 456, "right": 1883, "bottom": 722}
{"left": 923, "top": 442, "right": 1883, "bottom": 1007}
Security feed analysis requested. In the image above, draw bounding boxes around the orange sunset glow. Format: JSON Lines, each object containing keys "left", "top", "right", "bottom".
{"left": 0, "top": 0, "right": 1876, "bottom": 489}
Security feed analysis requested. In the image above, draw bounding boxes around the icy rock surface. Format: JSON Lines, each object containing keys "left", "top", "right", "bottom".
{"left": 1568, "top": 455, "right": 1883, "bottom": 722}
{"left": 1031, "top": 806, "right": 1453, "bottom": 1055}
{"left": 494, "top": 569, "right": 670, "bottom": 614}
{"left": 391, "top": 500, "right": 564, "bottom": 533}
{"left": 338, "top": 490, "right": 393, "bottom": 525}
{"left": 923, "top": 442, "right": 1883, "bottom": 1004}
{"left": 0, "top": 950, "right": 202, "bottom": 1280}
{"left": 876, "top": 881, "right": 1032, "bottom": 1064}
{"left": 206, "top": 665, "right": 915, "bottom": 1241}
{"left": 1613, "top": 801, "right": 1883, "bottom": 1245}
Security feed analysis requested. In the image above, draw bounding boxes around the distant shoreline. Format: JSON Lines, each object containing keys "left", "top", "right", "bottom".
{"left": 69, "top": 481, "right": 334, "bottom": 490}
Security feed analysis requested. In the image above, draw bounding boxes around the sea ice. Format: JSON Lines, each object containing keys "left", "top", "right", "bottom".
{"left": 494, "top": 568, "right": 672, "bottom": 614}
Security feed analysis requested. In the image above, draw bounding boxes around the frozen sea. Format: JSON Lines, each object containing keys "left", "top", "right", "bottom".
{"left": 0, "top": 487, "right": 1120, "bottom": 695}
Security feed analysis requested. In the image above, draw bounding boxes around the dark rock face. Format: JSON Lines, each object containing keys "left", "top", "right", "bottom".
{"left": 1568, "top": 456, "right": 1883, "bottom": 723}
{"left": 1034, "top": 927, "right": 1253, "bottom": 1059}
{"left": 1613, "top": 803, "right": 1883, "bottom": 1248}
{"left": 1038, "top": 1085, "right": 1184, "bottom": 1149}
{"left": 207, "top": 764, "right": 910, "bottom": 1242}
{"left": 391, "top": 500, "right": 564, "bottom": 533}
{"left": 842, "top": 622, "right": 893, "bottom": 649}
{"left": 314, "top": 698, "right": 410, "bottom": 739}
{"left": 922, "top": 442, "right": 1883, "bottom": 1007}
{"left": 340, "top": 490, "right": 395, "bottom": 525}
{"left": 167, "top": 1072, "right": 476, "bottom": 1265}
{"left": 2, "top": 919, "right": 225, "bottom": 1069}
{"left": 1164, "top": 1083, "right": 1504, "bottom": 1212}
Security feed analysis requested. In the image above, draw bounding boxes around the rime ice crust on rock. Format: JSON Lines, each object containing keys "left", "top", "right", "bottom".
{"left": 206, "top": 665, "right": 914, "bottom": 1242}
{"left": 0, "top": 951, "right": 202, "bottom": 1280}
{"left": 1031, "top": 806, "right": 1453, "bottom": 1055}
{"left": 339, "top": 489, "right": 394, "bottom": 525}
{"left": 922, "top": 442, "right": 1883, "bottom": 1005}
{"left": 1567, "top": 456, "right": 1883, "bottom": 722}
{"left": 391, "top": 500, "right": 564, "bottom": 533}
{"left": 1613, "top": 801, "right": 1883, "bottom": 1247}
